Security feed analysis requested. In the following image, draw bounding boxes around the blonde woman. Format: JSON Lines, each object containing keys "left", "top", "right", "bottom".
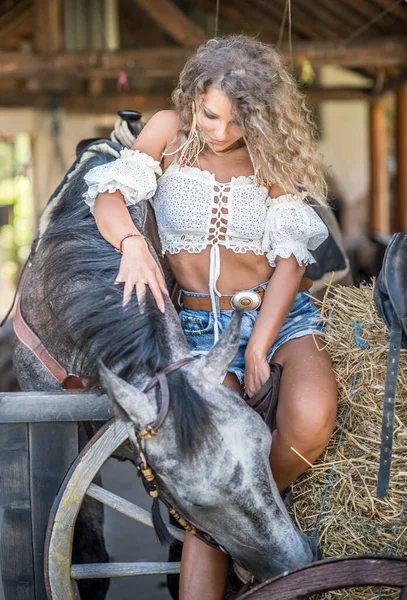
{"left": 83, "top": 35, "right": 337, "bottom": 600}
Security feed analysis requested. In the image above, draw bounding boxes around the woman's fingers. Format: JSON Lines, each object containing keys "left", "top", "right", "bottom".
{"left": 148, "top": 277, "right": 166, "bottom": 313}
{"left": 135, "top": 282, "right": 147, "bottom": 313}
{"left": 155, "top": 269, "right": 169, "bottom": 296}
{"left": 118, "top": 269, "right": 166, "bottom": 314}
{"left": 122, "top": 277, "right": 135, "bottom": 307}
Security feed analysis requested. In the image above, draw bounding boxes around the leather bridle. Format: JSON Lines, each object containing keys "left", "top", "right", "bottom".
{"left": 131, "top": 356, "right": 225, "bottom": 551}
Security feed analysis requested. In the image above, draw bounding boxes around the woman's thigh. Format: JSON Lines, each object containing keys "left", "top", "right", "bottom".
{"left": 271, "top": 334, "right": 337, "bottom": 452}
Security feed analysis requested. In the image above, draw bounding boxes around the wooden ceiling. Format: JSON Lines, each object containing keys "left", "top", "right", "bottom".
{"left": 0, "top": 0, "right": 406, "bottom": 112}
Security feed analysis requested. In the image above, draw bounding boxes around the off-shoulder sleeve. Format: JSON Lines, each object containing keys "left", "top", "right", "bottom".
{"left": 262, "top": 193, "right": 329, "bottom": 267}
{"left": 82, "top": 148, "right": 162, "bottom": 214}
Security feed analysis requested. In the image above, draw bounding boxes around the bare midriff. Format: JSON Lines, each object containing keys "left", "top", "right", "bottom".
{"left": 166, "top": 245, "right": 274, "bottom": 294}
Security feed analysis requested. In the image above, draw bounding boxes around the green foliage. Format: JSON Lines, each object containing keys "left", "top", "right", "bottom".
{"left": 0, "top": 133, "right": 34, "bottom": 281}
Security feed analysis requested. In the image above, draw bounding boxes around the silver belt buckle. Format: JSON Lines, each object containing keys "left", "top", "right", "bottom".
{"left": 230, "top": 290, "right": 262, "bottom": 312}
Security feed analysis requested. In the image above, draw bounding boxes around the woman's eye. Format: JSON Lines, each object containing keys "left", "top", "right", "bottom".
{"left": 204, "top": 111, "right": 216, "bottom": 119}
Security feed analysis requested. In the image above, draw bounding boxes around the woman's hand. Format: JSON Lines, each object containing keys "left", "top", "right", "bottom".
{"left": 114, "top": 236, "right": 169, "bottom": 312}
{"left": 244, "top": 349, "right": 270, "bottom": 398}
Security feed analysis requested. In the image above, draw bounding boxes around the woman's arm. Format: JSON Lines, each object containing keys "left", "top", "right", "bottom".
{"left": 91, "top": 110, "right": 180, "bottom": 310}
{"left": 244, "top": 256, "right": 305, "bottom": 397}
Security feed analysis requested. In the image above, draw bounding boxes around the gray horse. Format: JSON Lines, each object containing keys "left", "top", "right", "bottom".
{"left": 13, "top": 140, "right": 317, "bottom": 594}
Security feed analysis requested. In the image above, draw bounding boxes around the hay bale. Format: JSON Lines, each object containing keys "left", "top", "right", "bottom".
{"left": 290, "top": 282, "right": 407, "bottom": 599}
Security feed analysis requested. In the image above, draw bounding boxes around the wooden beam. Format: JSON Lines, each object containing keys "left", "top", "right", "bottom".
{"left": 62, "top": 93, "right": 171, "bottom": 113}
{"left": 395, "top": 84, "right": 407, "bottom": 231}
{"left": 283, "top": 36, "right": 407, "bottom": 68}
{"left": 0, "top": 0, "right": 32, "bottom": 48}
{"left": 33, "top": 0, "right": 62, "bottom": 54}
{"left": 0, "top": 86, "right": 373, "bottom": 109}
{"left": 132, "top": 0, "right": 206, "bottom": 46}
{"left": 195, "top": 0, "right": 285, "bottom": 41}
{"left": 0, "top": 392, "right": 112, "bottom": 422}
{"left": 256, "top": 0, "right": 325, "bottom": 40}
{"left": 0, "top": 47, "right": 189, "bottom": 79}
{"left": 317, "top": 0, "right": 383, "bottom": 36}
{"left": 369, "top": 99, "right": 390, "bottom": 236}
{"left": 290, "top": 0, "right": 346, "bottom": 39}
{"left": 0, "top": 91, "right": 171, "bottom": 113}
{"left": 71, "top": 561, "right": 181, "bottom": 579}
{"left": 339, "top": 0, "right": 401, "bottom": 30}
{"left": 305, "top": 86, "right": 371, "bottom": 101}
{"left": 373, "top": 0, "right": 407, "bottom": 25}
{"left": 0, "top": 37, "right": 406, "bottom": 81}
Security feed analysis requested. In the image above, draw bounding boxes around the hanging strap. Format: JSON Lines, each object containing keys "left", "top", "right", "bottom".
{"left": 377, "top": 317, "right": 402, "bottom": 498}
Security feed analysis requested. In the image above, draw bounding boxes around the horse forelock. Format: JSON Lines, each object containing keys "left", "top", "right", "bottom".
{"left": 167, "top": 368, "right": 216, "bottom": 456}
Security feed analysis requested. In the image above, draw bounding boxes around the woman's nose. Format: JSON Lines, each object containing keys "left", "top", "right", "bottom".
{"left": 215, "top": 122, "right": 228, "bottom": 138}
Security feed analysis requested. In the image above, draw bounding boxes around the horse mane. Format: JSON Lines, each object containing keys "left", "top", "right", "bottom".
{"left": 37, "top": 140, "right": 213, "bottom": 454}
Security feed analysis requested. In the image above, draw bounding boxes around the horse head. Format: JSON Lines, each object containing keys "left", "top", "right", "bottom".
{"left": 99, "top": 312, "right": 318, "bottom": 582}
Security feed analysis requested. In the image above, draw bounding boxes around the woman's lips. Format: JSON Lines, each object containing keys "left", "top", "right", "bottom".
{"left": 209, "top": 137, "right": 228, "bottom": 145}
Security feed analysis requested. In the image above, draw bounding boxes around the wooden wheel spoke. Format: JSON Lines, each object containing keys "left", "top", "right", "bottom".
{"left": 71, "top": 561, "right": 181, "bottom": 579}
{"left": 86, "top": 482, "right": 185, "bottom": 542}
{"left": 45, "top": 419, "right": 184, "bottom": 599}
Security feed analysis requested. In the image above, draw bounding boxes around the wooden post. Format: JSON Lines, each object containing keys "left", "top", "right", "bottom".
{"left": 395, "top": 85, "right": 407, "bottom": 232}
{"left": 104, "top": 0, "right": 120, "bottom": 51}
{"left": 369, "top": 99, "right": 389, "bottom": 236}
{"left": 0, "top": 424, "right": 35, "bottom": 600}
{"left": 33, "top": 0, "right": 62, "bottom": 54}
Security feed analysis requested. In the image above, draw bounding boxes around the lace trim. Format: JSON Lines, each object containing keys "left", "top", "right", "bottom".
{"left": 160, "top": 234, "right": 265, "bottom": 257}
{"left": 84, "top": 182, "right": 143, "bottom": 211}
{"left": 83, "top": 148, "right": 161, "bottom": 214}
{"left": 266, "top": 245, "right": 316, "bottom": 267}
{"left": 119, "top": 149, "right": 162, "bottom": 176}
{"left": 265, "top": 191, "right": 308, "bottom": 207}
{"left": 163, "top": 164, "right": 260, "bottom": 188}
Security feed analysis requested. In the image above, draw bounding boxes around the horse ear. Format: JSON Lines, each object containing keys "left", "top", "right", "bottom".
{"left": 98, "top": 362, "right": 156, "bottom": 426}
{"left": 189, "top": 311, "right": 243, "bottom": 382}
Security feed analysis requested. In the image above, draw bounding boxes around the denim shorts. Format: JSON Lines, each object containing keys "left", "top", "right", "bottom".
{"left": 178, "top": 281, "right": 324, "bottom": 385}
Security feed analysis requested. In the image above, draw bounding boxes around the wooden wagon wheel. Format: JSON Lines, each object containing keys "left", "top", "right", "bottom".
{"left": 240, "top": 555, "right": 407, "bottom": 600}
{"left": 44, "top": 418, "right": 185, "bottom": 600}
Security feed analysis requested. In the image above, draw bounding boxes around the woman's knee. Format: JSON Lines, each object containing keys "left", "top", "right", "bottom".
{"left": 277, "top": 391, "right": 337, "bottom": 456}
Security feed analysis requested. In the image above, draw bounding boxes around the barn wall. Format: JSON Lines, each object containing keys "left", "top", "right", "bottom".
{"left": 317, "top": 66, "right": 371, "bottom": 239}
{"left": 0, "top": 109, "right": 116, "bottom": 313}
{"left": 0, "top": 109, "right": 118, "bottom": 217}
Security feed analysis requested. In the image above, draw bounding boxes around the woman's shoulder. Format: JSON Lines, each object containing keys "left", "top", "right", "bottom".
{"left": 131, "top": 110, "right": 181, "bottom": 162}
{"left": 145, "top": 110, "right": 181, "bottom": 143}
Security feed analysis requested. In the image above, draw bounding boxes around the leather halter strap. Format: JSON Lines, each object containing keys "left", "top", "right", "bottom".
{"left": 137, "top": 357, "right": 194, "bottom": 440}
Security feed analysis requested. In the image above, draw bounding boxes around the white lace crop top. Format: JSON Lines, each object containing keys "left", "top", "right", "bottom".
{"left": 83, "top": 148, "right": 328, "bottom": 340}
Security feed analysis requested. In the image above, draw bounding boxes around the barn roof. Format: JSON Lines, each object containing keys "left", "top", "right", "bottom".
{"left": 0, "top": 0, "right": 406, "bottom": 112}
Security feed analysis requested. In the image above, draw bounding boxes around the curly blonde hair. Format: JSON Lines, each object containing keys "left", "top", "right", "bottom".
{"left": 169, "top": 35, "right": 327, "bottom": 202}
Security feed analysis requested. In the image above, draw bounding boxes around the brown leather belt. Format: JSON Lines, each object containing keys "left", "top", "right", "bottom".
{"left": 180, "top": 277, "right": 313, "bottom": 311}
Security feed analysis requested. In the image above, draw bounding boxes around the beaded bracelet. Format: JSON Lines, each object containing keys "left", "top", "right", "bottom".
{"left": 119, "top": 232, "right": 144, "bottom": 254}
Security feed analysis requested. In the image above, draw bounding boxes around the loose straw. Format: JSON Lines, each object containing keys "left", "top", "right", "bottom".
{"left": 290, "top": 446, "right": 314, "bottom": 468}
{"left": 287, "top": 282, "right": 407, "bottom": 600}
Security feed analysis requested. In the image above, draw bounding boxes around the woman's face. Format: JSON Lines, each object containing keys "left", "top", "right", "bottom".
{"left": 197, "top": 87, "right": 246, "bottom": 152}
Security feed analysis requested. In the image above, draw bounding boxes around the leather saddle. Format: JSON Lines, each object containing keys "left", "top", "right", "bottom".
{"left": 374, "top": 232, "right": 407, "bottom": 498}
